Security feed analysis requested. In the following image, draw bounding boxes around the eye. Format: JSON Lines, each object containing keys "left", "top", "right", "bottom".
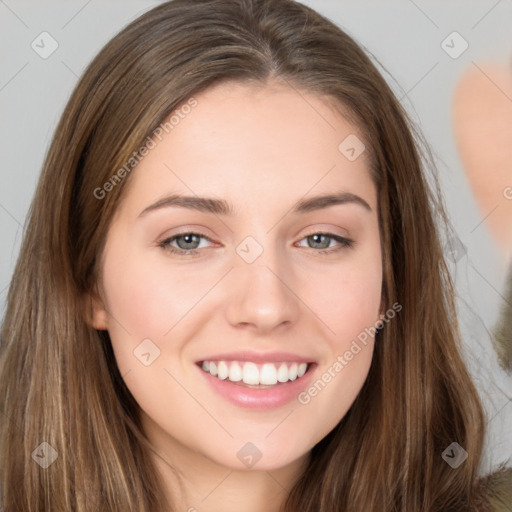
{"left": 158, "top": 232, "right": 213, "bottom": 255}
{"left": 157, "top": 231, "right": 354, "bottom": 257}
{"left": 296, "top": 232, "right": 354, "bottom": 254}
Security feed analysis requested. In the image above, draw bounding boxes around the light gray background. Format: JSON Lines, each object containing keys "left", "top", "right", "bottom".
{"left": 1, "top": 0, "right": 511, "bottom": 474}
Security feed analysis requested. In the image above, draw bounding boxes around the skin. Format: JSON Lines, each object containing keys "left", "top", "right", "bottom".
{"left": 453, "top": 63, "right": 512, "bottom": 259}
{"left": 90, "top": 81, "right": 383, "bottom": 512}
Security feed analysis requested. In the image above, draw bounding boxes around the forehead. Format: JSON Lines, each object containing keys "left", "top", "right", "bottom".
{"left": 117, "top": 81, "right": 376, "bottom": 216}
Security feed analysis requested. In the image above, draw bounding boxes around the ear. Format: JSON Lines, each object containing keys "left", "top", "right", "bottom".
{"left": 84, "top": 286, "right": 109, "bottom": 331}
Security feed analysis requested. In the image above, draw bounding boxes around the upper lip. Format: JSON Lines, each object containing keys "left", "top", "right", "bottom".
{"left": 196, "top": 350, "right": 315, "bottom": 364}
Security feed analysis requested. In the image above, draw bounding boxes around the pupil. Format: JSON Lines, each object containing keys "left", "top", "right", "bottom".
{"left": 310, "top": 234, "right": 329, "bottom": 249}
{"left": 178, "top": 234, "right": 199, "bottom": 250}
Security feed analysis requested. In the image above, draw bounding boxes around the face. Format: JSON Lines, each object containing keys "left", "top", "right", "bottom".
{"left": 91, "top": 81, "right": 382, "bottom": 473}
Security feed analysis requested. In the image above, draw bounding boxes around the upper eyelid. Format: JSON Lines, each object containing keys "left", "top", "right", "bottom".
{"left": 164, "top": 229, "right": 348, "bottom": 240}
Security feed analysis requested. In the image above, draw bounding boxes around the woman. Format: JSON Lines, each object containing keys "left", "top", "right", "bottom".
{"left": 0, "top": 0, "right": 510, "bottom": 510}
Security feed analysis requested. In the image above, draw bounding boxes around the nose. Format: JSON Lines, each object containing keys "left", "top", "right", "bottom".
{"left": 224, "top": 256, "right": 301, "bottom": 335}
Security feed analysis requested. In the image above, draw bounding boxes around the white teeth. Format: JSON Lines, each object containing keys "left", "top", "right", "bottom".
{"left": 217, "top": 361, "right": 229, "bottom": 380}
{"left": 228, "top": 361, "right": 242, "bottom": 382}
{"left": 242, "top": 362, "right": 260, "bottom": 385}
{"left": 260, "top": 363, "right": 278, "bottom": 385}
{"left": 277, "top": 363, "right": 289, "bottom": 383}
{"left": 200, "top": 360, "right": 310, "bottom": 385}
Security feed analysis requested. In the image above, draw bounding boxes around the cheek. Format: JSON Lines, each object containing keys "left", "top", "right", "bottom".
{"left": 100, "top": 244, "right": 210, "bottom": 342}
{"left": 295, "top": 249, "right": 381, "bottom": 421}
{"left": 99, "top": 249, "right": 205, "bottom": 425}
{"left": 98, "top": 246, "right": 171, "bottom": 376}
{"left": 301, "top": 253, "right": 382, "bottom": 345}
{"left": 296, "top": 272, "right": 380, "bottom": 442}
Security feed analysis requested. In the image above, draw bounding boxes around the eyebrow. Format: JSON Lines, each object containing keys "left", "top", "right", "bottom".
{"left": 138, "top": 191, "right": 372, "bottom": 218}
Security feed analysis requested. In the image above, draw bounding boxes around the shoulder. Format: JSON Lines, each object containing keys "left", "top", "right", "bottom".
{"left": 476, "top": 467, "right": 512, "bottom": 511}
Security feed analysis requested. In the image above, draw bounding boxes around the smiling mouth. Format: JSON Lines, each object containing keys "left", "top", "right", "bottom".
{"left": 197, "top": 360, "right": 312, "bottom": 387}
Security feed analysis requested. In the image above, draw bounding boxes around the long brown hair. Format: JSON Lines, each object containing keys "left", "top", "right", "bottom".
{"left": 0, "top": 0, "right": 503, "bottom": 510}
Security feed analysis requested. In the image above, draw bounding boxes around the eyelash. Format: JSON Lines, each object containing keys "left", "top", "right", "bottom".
{"left": 157, "top": 231, "right": 354, "bottom": 256}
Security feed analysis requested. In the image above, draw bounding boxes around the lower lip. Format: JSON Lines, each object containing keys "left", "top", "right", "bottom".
{"left": 197, "top": 363, "right": 317, "bottom": 410}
